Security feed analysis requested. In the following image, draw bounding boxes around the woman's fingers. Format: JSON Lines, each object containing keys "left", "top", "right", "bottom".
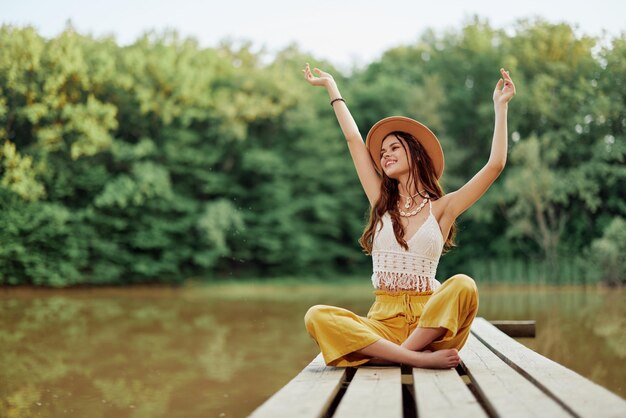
{"left": 303, "top": 63, "right": 323, "bottom": 86}
{"left": 493, "top": 69, "right": 516, "bottom": 103}
{"left": 497, "top": 68, "right": 515, "bottom": 91}
{"left": 303, "top": 63, "right": 333, "bottom": 87}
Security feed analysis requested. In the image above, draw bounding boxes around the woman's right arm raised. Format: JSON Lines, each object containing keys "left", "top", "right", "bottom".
{"left": 303, "top": 63, "right": 381, "bottom": 206}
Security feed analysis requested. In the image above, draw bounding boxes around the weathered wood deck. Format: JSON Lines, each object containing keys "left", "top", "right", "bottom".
{"left": 248, "top": 317, "right": 626, "bottom": 418}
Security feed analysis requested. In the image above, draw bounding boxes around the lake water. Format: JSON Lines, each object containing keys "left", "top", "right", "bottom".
{"left": 1, "top": 281, "right": 624, "bottom": 417}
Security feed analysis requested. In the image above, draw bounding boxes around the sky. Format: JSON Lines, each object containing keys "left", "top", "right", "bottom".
{"left": 2, "top": 0, "right": 625, "bottom": 71}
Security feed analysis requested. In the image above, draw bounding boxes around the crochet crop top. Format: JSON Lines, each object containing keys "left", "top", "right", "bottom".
{"left": 371, "top": 199, "right": 444, "bottom": 292}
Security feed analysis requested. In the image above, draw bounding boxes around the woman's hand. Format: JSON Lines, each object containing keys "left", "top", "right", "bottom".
{"left": 493, "top": 68, "right": 516, "bottom": 107}
{"left": 303, "top": 63, "right": 335, "bottom": 88}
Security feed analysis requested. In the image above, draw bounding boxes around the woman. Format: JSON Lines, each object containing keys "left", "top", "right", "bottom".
{"left": 302, "top": 63, "right": 516, "bottom": 369}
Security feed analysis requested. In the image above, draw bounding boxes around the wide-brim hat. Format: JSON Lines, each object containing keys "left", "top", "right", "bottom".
{"left": 365, "top": 116, "right": 444, "bottom": 179}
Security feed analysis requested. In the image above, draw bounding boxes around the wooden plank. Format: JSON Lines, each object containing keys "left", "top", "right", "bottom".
{"left": 489, "top": 320, "right": 536, "bottom": 338}
{"left": 333, "top": 366, "right": 403, "bottom": 418}
{"left": 471, "top": 317, "right": 626, "bottom": 418}
{"left": 248, "top": 353, "right": 346, "bottom": 418}
{"left": 461, "top": 334, "right": 571, "bottom": 417}
{"left": 413, "top": 365, "right": 487, "bottom": 418}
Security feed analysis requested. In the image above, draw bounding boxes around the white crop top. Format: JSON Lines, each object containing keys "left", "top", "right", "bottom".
{"left": 371, "top": 199, "right": 444, "bottom": 292}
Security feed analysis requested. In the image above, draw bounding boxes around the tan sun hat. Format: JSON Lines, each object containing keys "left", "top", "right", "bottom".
{"left": 365, "top": 116, "right": 445, "bottom": 179}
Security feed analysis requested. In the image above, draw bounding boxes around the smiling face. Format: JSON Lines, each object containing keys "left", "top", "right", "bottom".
{"left": 380, "top": 134, "right": 410, "bottom": 178}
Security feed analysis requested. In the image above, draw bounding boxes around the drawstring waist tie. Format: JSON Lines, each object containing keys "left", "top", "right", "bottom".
{"left": 372, "top": 289, "right": 432, "bottom": 324}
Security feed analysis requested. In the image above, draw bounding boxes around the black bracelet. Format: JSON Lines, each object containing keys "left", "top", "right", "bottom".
{"left": 330, "top": 98, "right": 345, "bottom": 106}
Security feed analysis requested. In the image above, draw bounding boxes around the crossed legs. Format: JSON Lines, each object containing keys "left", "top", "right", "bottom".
{"left": 355, "top": 274, "right": 480, "bottom": 368}
{"left": 305, "top": 275, "right": 478, "bottom": 369}
{"left": 356, "top": 326, "right": 460, "bottom": 369}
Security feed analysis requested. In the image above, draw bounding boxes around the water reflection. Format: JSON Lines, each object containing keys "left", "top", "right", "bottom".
{"left": 0, "top": 283, "right": 624, "bottom": 417}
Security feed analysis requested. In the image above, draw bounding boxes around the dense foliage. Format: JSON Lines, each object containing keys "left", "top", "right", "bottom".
{"left": 1, "top": 18, "right": 624, "bottom": 286}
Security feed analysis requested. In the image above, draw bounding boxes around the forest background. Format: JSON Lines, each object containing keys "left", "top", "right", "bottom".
{"left": 1, "top": 17, "right": 625, "bottom": 287}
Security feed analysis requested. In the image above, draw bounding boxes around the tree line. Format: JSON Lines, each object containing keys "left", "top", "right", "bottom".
{"left": 0, "top": 17, "right": 624, "bottom": 286}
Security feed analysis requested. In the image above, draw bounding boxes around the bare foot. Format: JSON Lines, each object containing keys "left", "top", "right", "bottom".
{"left": 411, "top": 349, "right": 460, "bottom": 369}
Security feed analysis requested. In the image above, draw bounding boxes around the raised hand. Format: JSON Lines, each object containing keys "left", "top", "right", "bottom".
{"left": 493, "top": 68, "right": 516, "bottom": 107}
{"left": 303, "top": 62, "right": 335, "bottom": 88}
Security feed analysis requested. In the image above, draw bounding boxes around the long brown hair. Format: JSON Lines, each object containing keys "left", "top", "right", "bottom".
{"left": 358, "top": 131, "right": 457, "bottom": 254}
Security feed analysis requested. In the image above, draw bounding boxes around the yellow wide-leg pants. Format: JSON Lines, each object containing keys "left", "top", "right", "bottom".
{"left": 304, "top": 274, "right": 479, "bottom": 367}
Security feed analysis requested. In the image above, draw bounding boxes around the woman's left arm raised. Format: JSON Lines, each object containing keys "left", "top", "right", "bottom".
{"left": 444, "top": 68, "right": 516, "bottom": 220}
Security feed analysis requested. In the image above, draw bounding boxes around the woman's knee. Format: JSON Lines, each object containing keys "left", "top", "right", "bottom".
{"left": 304, "top": 305, "right": 329, "bottom": 331}
{"left": 448, "top": 274, "right": 478, "bottom": 295}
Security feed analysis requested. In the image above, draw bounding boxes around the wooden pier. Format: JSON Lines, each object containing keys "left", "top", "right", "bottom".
{"left": 249, "top": 317, "right": 626, "bottom": 418}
